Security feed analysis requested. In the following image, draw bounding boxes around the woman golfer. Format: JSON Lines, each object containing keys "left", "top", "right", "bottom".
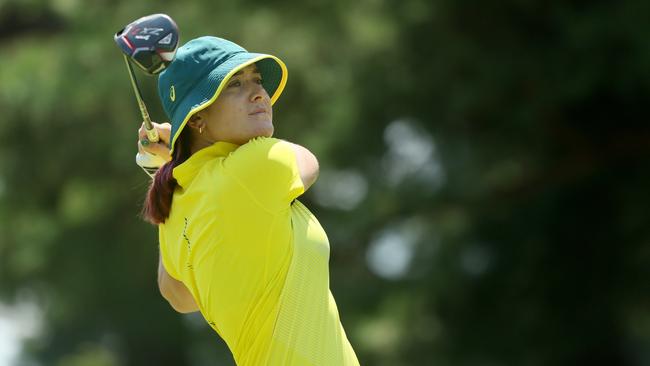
{"left": 137, "top": 36, "right": 360, "bottom": 365}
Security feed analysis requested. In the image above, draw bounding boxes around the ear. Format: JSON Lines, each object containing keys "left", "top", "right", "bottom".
{"left": 187, "top": 112, "right": 205, "bottom": 130}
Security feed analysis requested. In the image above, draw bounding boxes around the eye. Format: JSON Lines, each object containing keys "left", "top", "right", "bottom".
{"left": 228, "top": 80, "right": 241, "bottom": 88}
{"left": 256, "top": 77, "right": 263, "bottom": 85}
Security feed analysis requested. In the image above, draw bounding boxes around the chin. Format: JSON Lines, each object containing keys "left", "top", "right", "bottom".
{"left": 257, "top": 121, "right": 274, "bottom": 137}
{"left": 243, "top": 126, "right": 273, "bottom": 143}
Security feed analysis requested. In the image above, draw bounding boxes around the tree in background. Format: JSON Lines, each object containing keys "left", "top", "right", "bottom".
{"left": 0, "top": 0, "right": 648, "bottom": 365}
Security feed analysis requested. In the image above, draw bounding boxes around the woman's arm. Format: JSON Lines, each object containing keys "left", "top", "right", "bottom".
{"left": 287, "top": 142, "right": 319, "bottom": 191}
{"left": 157, "top": 255, "right": 199, "bottom": 313}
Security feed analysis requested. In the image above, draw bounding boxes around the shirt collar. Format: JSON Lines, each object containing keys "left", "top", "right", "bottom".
{"left": 173, "top": 141, "right": 239, "bottom": 188}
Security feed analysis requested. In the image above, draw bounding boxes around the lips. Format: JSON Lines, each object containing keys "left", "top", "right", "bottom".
{"left": 249, "top": 108, "right": 267, "bottom": 115}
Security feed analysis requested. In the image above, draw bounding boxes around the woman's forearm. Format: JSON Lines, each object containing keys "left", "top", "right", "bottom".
{"left": 158, "top": 256, "right": 199, "bottom": 313}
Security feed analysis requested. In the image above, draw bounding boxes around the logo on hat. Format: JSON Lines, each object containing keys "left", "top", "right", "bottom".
{"left": 170, "top": 85, "right": 176, "bottom": 102}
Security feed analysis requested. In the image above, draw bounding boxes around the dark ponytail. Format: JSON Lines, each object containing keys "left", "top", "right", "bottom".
{"left": 142, "top": 128, "right": 192, "bottom": 225}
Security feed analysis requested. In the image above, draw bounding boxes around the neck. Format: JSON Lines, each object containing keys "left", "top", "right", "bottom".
{"left": 189, "top": 135, "right": 244, "bottom": 155}
{"left": 189, "top": 133, "right": 216, "bottom": 155}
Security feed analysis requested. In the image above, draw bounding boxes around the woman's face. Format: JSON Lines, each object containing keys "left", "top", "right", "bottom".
{"left": 198, "top": 64, "right": 273, "bottom": 145}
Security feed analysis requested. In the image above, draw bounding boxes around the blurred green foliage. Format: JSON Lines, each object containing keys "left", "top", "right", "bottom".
{"left": 1, "top": 0, "right": 649, "bottom": 365}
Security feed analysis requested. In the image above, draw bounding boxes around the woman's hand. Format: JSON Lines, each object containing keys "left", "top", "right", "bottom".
{"left": 138, "top": 122, "right": 172, "bottom": 162}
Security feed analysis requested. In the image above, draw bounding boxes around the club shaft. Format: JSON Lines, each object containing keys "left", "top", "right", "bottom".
{"left": 123, "top": 55, "right": 159, "bottom": 143}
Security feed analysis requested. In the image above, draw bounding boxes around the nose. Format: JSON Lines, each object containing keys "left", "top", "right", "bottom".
{"left": 250, "top": 82, "right": 269, "bottom": 102}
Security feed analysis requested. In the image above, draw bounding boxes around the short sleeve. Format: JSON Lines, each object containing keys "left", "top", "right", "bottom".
{"left": 224, "top": 137, "right": 304, "bottom": 211}
{"left": 158, "top": 225, "right": 181, "bottom": 281}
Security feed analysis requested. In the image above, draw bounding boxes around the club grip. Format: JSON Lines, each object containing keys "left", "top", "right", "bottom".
{"left": 145, "top": 126, "right": 159, "bottom": 143}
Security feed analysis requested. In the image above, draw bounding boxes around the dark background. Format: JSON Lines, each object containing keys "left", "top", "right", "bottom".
{"left": 0, "top": 0, "right": 648, "bottom": 365}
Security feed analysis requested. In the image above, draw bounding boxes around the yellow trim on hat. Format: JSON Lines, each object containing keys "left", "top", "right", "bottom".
{"left": 169, "top": 55, "right": 288, "bottom": 154}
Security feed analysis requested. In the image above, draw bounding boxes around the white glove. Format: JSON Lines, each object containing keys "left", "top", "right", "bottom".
{"left": 136, "top": 152, "right": 168, "bottom": 178}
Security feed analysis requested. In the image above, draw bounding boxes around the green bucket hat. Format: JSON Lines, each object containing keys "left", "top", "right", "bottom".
{"left": 157, "top": 36, "right": 288, "bottom": 154}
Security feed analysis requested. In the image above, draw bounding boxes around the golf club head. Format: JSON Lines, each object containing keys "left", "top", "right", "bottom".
{"left": 114, "top": 13, "right": 179, "bottom": 75}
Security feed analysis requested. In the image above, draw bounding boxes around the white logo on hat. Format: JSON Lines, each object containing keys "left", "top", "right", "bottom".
{"left": 170, "top": 85, "right": 176, "bottom": 102}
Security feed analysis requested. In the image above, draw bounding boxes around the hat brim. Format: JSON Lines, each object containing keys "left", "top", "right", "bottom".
{"left": 169, "top": 53, "right": 287, "bottom": 154}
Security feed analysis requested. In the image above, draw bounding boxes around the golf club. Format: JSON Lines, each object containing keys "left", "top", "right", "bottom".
{"left": 114, "top": 13, "right": 179, "bottom": 177}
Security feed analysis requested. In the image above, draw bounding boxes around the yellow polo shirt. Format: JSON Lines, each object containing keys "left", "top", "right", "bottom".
{"left": 158, "top": 137, "right": 359, "bottom": 366}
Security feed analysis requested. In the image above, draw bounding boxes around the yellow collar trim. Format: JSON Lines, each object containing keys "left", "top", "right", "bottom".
{"left": 172, "top": 141, "right": 239, "bottom": 187}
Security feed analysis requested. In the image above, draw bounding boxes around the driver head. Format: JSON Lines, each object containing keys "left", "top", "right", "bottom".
{"left": 114, "top": 13, "right": 179, "bottom": 75}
